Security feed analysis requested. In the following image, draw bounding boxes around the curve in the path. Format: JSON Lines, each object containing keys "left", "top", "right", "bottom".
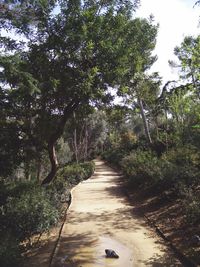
{"left": 51, "top": 160, "right": 182, "bottom": 267}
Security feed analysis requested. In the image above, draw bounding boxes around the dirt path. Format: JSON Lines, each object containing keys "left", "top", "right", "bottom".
{"left": 51, "top": 159, "right": 182, "bottom": 267}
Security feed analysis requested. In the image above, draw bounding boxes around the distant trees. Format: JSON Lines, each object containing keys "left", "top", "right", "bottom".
{"left": 102, "top": 33, "right": 200, "bottom": 160}
{"left": 64, "top": 109, "right": 108, "bottom": 162}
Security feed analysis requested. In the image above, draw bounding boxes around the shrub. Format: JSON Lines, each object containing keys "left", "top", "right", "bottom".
{"left": 46, "top": 177, "right": 70, "bottom": 208}
{"left": 57, "top": 164, "right": 85, "bottom": 184}
{"left": 0, "top": 232, "right": 21, "bottom": 267}
{"left": 185, "top": 199, "right": 200, "bottom": 225}
{"left": 120, "top": 149, "right": 161, "bottom": 187}
{"left": 119, "top": 131, "right": 137, "bottom": 150}
{"left": 80, "top": 161, "right": 95, "bottom": 179}
{"left": 3, "top": 183, "right": 59, "bottom": 241}
{"left": 102, "top": 148, "right": 127, "bottom": 166}
{"left": 160, "top": 146, "right": 200, "bottom": 189}
{"left": 182, "top": 189, "right": 200, "bottom": 225}
{"left": 57, "top": 161, "right": 95, "bottom": 185}
{"left": 47, "top": 160, "right": 95, "bottom": 207}
{"left": 0, "top": 180, "right": 59, "bottom": 266}
{"left": 0, "top": 160, "right": 95, "bottom": 266}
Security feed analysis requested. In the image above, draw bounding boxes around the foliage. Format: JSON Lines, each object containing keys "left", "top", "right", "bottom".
{"left": 112, "top": 143, "right": 200, "bottom": 191}
{"left": 0, "top": 232, "right": 21, "bottom": 267}
{"left": 0, "top": 180, "right": 59, "bottom": 266}
{"left": 119, "top": 131, "right": 138, "bottom": 150}
{"left": 182, "top": 188, "right": 200, "bottom": 225}
{"left": 169, "top": 35, "right": 200, "bottom": 97}
{"left": 0, "top": 112, "right": 23, "bottom": 177}
{"left": 0, "top": 0, "right": 152, "bottom": 183}
{"left": 47, "top": 160, "right": 95, "bottom": 208}
{"left": 57, "top": 161, "right": 95, "bottom": 185}
{"left": 120, "top": 149, "right": 160, "bottom": 187}
{"left": 0, "top": 159, "right": 95, "bottom": 265}
{"left": 80, "top": 161, "right": 95, "bottom": 179}
{"left": 56, "top": 138, "right": 73, "bottom": 165}
{"left": 65, "top": 109, "right": 108, "bottom": 161}
{"left": 160, "top": 146, "right": 200, "bottom": 189}
{"left": 102, "top": 147, "right": 128, "bottom": 167}
{"left": 0, "top": 181, "right": 59, "bottom": 241}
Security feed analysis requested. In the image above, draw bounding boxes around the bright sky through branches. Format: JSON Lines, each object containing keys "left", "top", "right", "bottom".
{"left": 136, "top": 0, "right": 200, "bottom": 84}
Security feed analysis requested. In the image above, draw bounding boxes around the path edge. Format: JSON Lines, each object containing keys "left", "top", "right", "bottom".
{"left": 123, "top": 187, "right": 198, "bottom": 267}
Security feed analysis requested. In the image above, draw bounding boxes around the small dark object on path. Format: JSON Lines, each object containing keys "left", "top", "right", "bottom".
{"left": 191, "top": 235, "right": 200, "bottom": 246}
{"left": 105, "top": 249, "right": 119, "bottom": 258}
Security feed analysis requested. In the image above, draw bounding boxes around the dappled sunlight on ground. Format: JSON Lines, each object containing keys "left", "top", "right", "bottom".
{"left": 51, "top": 160, "right": 181, "bottom": 267}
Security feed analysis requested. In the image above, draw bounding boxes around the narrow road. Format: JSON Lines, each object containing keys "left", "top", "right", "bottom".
{"left": 52, "top": 160, "right": 182, "bottom": 267}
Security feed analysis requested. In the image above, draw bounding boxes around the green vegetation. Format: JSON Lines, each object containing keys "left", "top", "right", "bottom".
{"left": 0, "top": 0, "right": 200, "bottom": 265}
{"left": 120, "top": 149, "right": 160, "bottom": 187}
{"left": 0, "top": 161, "right": 94, "bottom": 266}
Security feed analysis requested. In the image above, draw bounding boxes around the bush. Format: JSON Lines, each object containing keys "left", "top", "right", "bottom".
{"left": 120, "top": 149, "right": 161, "bottom": 187}
{"left": 160, "top": 146, "right": 200, "bottom": 189}
{"left": 102, "top": 148, "right": 128, "bottom": 166}
{"left": 182, "top": 189, "right": 200, "bottom": 225}
{"left": 0, "top": 160, "right": 95, "bottom": 266}
{"left": 46, "top": 177, "right": 70, "bottom": 208}
{"left": 47, "top": 160, "right": 95, "bottom": 207}
{"left": 0, "top": 232, "right": 22, "bottom": 267}
{"left": 57, "top": 164, "right": 85, "bottom": 184}
{"left": 2, "top": 182, "right": 59, "bottom": 241}
{"left": 57, "top": 161, "right": 95, "bottom": 185}
{"left": 0, "top": 180, "right": 60, "bottom": 266}
{"left": 119, "top": 131, "right": 137, "bottom": 150}
{"left": 80, "top": 161, "right": 95, "bottom": 179}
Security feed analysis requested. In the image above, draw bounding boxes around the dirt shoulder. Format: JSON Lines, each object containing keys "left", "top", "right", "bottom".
{"left": 125, "top": 184, "right": 200, "bottom": 266}
{"left": 23, "top": 205, "right": 69, "bottom": 267}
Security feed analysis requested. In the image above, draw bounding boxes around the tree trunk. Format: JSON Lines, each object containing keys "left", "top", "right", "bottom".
{"left": 41, "top": 101, "right": 80, "bottom": 185}
{"left": 84, "top": 124, "right": 88, "bottom": 160}
{"left": 41, "top": 142, "right": 58, "bottom": 185}
{"left": 74, "top": 127, "right": 79, "bottom": 163}
{"left": 164, "top": 107, "right": 169, "bottom": 151}
{"left": 138, "top": 96, "right": 152, "bottom": 144}
{"left": 36, "top": 156, "right": 42, "bottom": 182}
{"left": 73, "top": 112, "right": 79, "bottom": 163}
{"left": 24, "top": 161, "right": 31, "bottom": 180}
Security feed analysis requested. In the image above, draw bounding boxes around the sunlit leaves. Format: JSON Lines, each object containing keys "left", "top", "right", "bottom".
{"left": 170, "top": 35, "right": 200, "bottom": 97}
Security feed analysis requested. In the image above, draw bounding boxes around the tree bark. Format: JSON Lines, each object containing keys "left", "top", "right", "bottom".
{"left": 41, "top": 142, "right": 58, "bottom": 184}
{"left": 84, "top": 124, "right": 88, "bottom": 160}
{"left": 36, "top": 156, "right": 42, "bottom": 182}
{"left": 138, "top": 96, "right": 152, "bottom": 144}
{"left": 41, "top": 101, "right": 79, "bottom": 185}
{"left": 73, "top": 127, "right": 79, "bottom": 163}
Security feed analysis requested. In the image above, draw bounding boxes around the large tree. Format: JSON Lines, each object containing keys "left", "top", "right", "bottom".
{"left": 0, "top": 0, "right": 159, "bottom": 184}
{"left": 117, "top": 17, "right": 159, "bottom": 144}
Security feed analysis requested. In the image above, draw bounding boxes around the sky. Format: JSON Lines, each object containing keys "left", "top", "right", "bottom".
{"left": 136, "top": 0, "right": 200, "bottom": 84}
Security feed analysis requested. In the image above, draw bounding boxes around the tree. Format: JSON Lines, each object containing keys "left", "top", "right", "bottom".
{"left": 169, "top": 35, "right": 200, "bottom": 97}
{"left": 65, "top": 109, "right": 108, "bottom": 161}
{"left": 117, "top": 16, "right": 159, "bottom": 144}
{"left": 133, "top": 73, "right": 161, "bottom": 144}
{"left": 1, "top": 0, "right": 144, "bottom": 184}
{"left": 0, "top": 0, "right": 57, "bottom": 31}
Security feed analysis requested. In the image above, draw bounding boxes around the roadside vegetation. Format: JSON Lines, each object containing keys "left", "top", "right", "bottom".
{"left": 101, "top": 36, "right": 200, "bottom": 260}
{"left": 0, "top": 161, "right": 95, "bottom": 266}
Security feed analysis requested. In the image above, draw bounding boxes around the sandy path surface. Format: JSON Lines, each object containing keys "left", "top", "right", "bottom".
{"left": 52, "top": 160, "right": 182, "bottom": 267}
